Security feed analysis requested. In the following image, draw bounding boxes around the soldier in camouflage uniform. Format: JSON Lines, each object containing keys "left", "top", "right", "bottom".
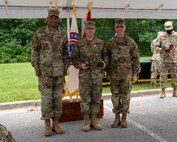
{"left": 107, "top": 19, "right": 141, "bottom": 128}
{"left": 31, "top": 8, "right": 70, "bottom": 136}
{"left": 72, "top": 21, "right": 108, "bottom": 132}
{"left": 150, "top": 31, "right": 164, "bottom": 88}
{"left": 0, "top": 124, "right": 16, "bottom": 142}
{"left": 155, "top": 21, "right": 177, "bottom": 98}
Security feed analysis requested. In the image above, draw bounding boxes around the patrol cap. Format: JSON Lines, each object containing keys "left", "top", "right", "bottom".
{"left": 115, "top": 19, "right": 125, "bottom": 27}
{"left": 84, "top": 21, "right": 95, "bottom": 29}
{"left": 48, "top": 8, "right": 59, "bottom": 17}
{"left": 164, "top": 21, "right": 173, "bottom": 30}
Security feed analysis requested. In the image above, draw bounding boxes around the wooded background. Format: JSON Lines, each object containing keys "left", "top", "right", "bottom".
{"left": 0, "top": 19, "right": 176, "bottom": 63}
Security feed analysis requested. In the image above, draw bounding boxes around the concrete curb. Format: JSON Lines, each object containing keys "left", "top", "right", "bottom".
{"left": 102, "top": 88, "right": 173, "bottom": 99}
{"left": 0, "top": 88, "right": 173, "bottom": 111}
{"left": 0, "top": 100, "right": 41, "bottom": 111}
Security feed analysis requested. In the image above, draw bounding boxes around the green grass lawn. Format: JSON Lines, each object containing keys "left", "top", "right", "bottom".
{"left": 0, "top": 63, "right": 40, "bottom": 103}
{"left": 0, "top": 62, "right": 171, "bottom": 103}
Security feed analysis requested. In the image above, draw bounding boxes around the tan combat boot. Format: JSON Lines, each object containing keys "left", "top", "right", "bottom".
{"left": 52, "top": 118, "right": 64, "bottom": 134}
{"left": 121, "top": 113, "right": 128, "bottom": 128}
{"left": 44, "top": 119, "right": 52, "bottom": 137}
{"left": 91, "top": 114, "right": 102, "bottom": 130}
{"left": 160, "top": 88, "right": 166, "bottom": 98}
{"left": 82, "top": 114, "right": 91, "bottom": 132}
{"left": 111, "top": 113, "right": 120, "bottom": 128}
{"left": 173, "top": 88, "right": 177, "bottom": 97}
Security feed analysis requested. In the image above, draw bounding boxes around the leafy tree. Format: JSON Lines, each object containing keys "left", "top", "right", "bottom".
{"left": 0, "top": 18, "right": 176, "bottom": 63}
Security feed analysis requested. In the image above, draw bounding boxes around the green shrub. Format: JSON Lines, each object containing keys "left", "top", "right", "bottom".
{"left": 0, "top": 40, "right": 31, "bottom": 63}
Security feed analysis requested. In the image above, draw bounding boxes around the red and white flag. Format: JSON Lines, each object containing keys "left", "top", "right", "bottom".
{"left": 67, "top": 2, "right": 79, "bottom": 97}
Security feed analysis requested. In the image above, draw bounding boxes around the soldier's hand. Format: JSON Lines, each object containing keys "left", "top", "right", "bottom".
{"left": 35, "top": 69, "right": 42, "bottom": 78}
{"left": 171, "top": 48, "right": 177, "bottom": 52}
{"left": 162, "top": 46, "right": 170, "bottom": 51}
{"left": 131, "top": 74, "right": 138, "bottom": 83}
{"left": 160, "top": 48, "right": 166, "bottom": 53}
{"left": 80, "top": 63, "right": 90, "bottom": 69}
{"left": 158, "top": 48, "right": 163, "bottom": 52}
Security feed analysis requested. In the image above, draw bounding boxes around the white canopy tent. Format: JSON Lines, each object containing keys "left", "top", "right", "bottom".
{"left": 1, "top": 0, "right": 177, "bottom": 19}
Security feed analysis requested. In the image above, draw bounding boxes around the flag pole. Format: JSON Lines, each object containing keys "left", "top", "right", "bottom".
{"left": 68, "top": 0, "right": 80, "bottom": 101}
{"left": 72, "top": 0, "right": 79, "bottom": 101}
{"left": 55, "top": 0, "right": 58, "bottom": 10}
{"left": 69, "top": 0, "right": 76, "bottom": 101}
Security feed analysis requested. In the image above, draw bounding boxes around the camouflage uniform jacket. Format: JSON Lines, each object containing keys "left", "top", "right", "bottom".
{"left": 107, "top": 35, "right": 141, "bottom": 79}
{"left": 151, "top": 38, "right": 160, "bottom": 61}
{"left": 155, "top": 31, "right": 177, "bottom": 63}
{"left": 72, "top": 38, "right": 108, "bottom": 78}
{"left": 31, "top": 26, "right": 70, "bottom": 77}
{"left": 0, "top": 124, "right": 15, "bottom": 142}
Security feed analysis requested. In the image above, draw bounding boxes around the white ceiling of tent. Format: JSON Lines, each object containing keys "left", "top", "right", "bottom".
{"left": 1, "top": 0, "right": 177, "bottom": 19}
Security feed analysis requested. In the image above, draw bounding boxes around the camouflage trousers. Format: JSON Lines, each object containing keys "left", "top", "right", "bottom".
{"left": 110, "top": 78, "right": 132, "bottom": 114}
{"left": 38, "top": 76, "right": 64, "bottom": 120}
{"left": 79, "top": 76, "right": 102, "bottom": 115}
{"left": 151, "top": 60, "right": 160, "bottom": 83}
{"left": 160, "top": 62, "right": 177, "bottom": 89}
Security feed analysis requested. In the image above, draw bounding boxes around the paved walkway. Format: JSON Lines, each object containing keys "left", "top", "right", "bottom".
{"left": 1, "top": 91, "right": 177, "bottom": 142}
